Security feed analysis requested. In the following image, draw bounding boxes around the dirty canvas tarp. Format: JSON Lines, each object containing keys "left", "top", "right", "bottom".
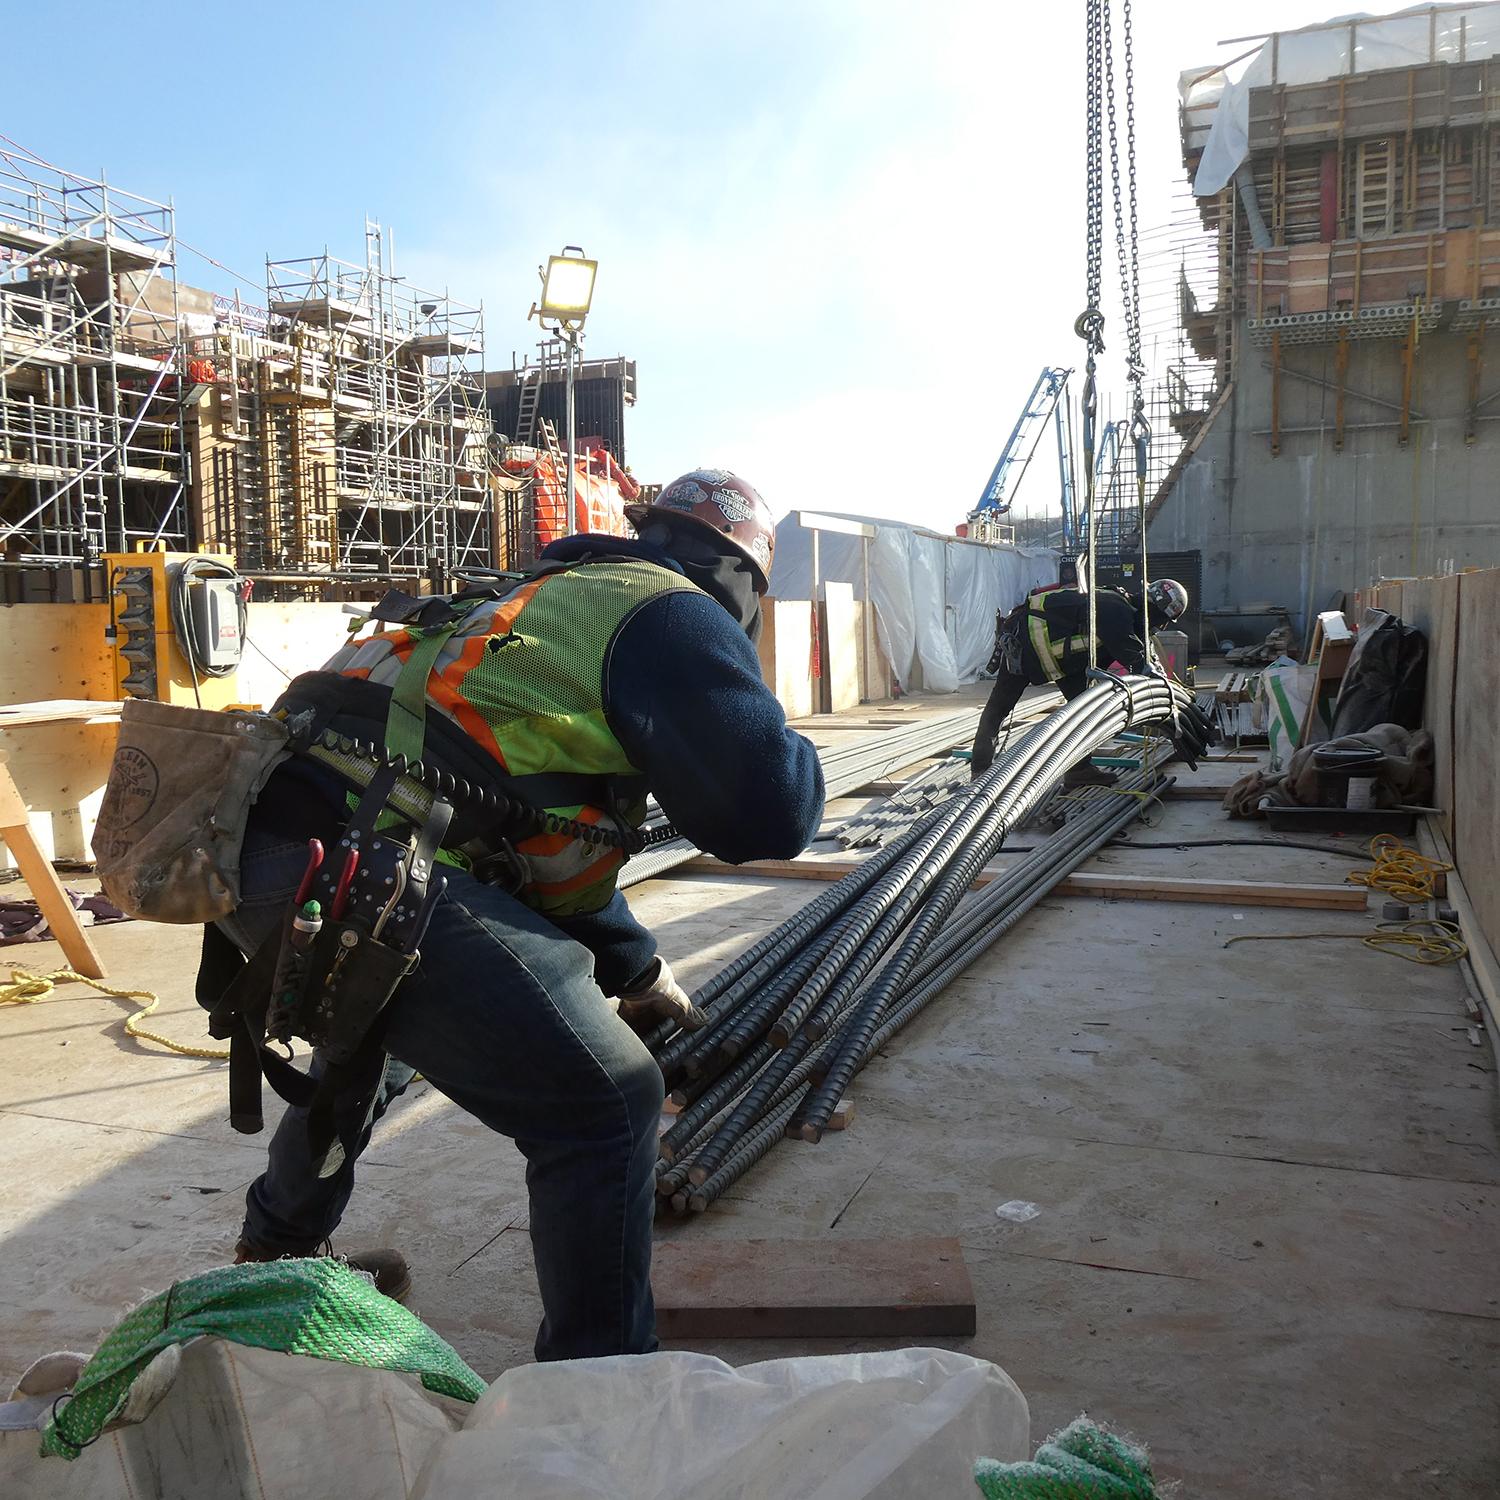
{"left": 770, "top": 513, "right": 1054, "bottom": 693}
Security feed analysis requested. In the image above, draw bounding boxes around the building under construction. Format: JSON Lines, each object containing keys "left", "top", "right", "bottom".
{"left": 0, "top": 143, "right": 191, "bottom": 599}
{"left": 1150, "top": 5, "right": 1500, "bottom": 633}
{"left": 0, "top": 143, "right": 642, "bottom": 598}
{"left": 187, "top": 230, "right": 496, "bottom": 586}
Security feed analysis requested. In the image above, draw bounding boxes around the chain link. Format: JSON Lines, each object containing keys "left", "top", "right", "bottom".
{"left": 1080, "top": 0, "right": 1152, "bottom": 661}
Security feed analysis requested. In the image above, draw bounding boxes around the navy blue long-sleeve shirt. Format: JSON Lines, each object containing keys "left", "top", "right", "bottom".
{"left": 540, "top": 534, "right": 825, "bottom": 990}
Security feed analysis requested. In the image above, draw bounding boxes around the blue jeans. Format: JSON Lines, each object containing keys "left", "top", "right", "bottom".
{"left": 218, "top": 826, "right": 664, "bottom": 1361}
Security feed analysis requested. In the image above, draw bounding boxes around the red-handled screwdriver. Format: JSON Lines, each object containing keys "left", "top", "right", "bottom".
{"left": 294, "top": 839, "right": 324, "bottom": 905}
{"left": 331, "top": 848, "right": 360, "bottom": 919}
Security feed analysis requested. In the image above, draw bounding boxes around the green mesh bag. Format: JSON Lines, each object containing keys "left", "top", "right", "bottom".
{"left": 42, "top": 1258, "right": 486, "bottom": 1459}
{"left": 974, "top": 1416, "right": 1158, "bottom": 1499}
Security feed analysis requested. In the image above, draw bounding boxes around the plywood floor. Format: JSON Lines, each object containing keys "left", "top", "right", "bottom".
{"left": 2, "top": 689, "right": 1496, "bottom": 1496}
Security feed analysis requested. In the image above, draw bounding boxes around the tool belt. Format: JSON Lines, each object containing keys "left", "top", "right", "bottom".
{"left": 202, "top": 760, "right": 454, "bottom": 1173}
{"left": 987, "top": 606, "right": 1026, "bottom": 677}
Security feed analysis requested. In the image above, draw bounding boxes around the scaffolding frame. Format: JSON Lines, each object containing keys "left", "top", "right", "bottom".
{"left": 263, "top": 222, "right": 494, "bottom": 579}
{"left": 0, "top": 142, "right": 189, "bottom": 588}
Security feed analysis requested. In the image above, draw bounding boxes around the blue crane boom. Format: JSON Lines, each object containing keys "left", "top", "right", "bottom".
{"left": 972, "top": 366, "right": 1075, "bottom": 542}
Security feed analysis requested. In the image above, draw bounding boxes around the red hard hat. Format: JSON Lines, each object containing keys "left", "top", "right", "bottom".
{"left": 626, "top": 469, "right": 775, "bottom": 592}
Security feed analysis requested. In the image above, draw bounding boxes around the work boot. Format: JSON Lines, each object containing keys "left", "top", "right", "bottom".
{"left": 233, "top": 1237, "right": 413, "bottom": 1304}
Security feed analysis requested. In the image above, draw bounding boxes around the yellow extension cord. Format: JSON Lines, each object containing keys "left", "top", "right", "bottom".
{"left": 1224, "top": 837, "right": 1467, "bottom": 966}
{"left": 0, "top": 965, "right": 230, "bottom": 1060}
{"left": 1344, "top": 833, "right": 1453, "bottom": 903}
{"left": 1225, "top": 919, "right": 1468, "bottom": 966}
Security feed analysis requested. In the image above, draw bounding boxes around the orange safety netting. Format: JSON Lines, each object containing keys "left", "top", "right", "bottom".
{"left": 504, "top": 442, "right": 639, "bottom": 550}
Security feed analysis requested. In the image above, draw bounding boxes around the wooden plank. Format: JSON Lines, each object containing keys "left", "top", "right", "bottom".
{"left": 652, "top": 1236, "right": 975, "bottom": 1340}
{"left": 0, "top": 700, "right": 122, "bottom": 728}
{"left": 0, "top": 759, "right": 105, "bottom": 979}
{"left": 675, "top": 856, "right": 1368, "bottom": 910}
{"left": 1057, "top": 873, "right": 1368, "bottom": 910}
{"left": 1166, "top": 782, "right": 1242, "bottom": 800}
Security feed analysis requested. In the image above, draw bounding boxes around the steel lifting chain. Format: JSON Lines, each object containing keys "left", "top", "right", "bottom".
{"left": 1120, "top": 0, "right": 1152, "bottom": 619}
{"left": 1077, "top": 0, "right": 1107, "bottom": 668}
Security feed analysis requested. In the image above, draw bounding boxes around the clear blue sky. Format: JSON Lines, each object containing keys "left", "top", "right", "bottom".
{"left": 7, "top": 0, "right": 1344, "bottom": 524}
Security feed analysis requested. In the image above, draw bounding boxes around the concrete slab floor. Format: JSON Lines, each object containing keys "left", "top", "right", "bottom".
{"left": 1, "top": 748, "right": 1497, "bottom": 1497}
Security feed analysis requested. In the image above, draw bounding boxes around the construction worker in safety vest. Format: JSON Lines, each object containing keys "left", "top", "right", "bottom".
{"left": 213, "top": 469, "right": 824, "bottom": 1359}
{"left": 969, "top": 575, "right": 1189, "bottom": 778}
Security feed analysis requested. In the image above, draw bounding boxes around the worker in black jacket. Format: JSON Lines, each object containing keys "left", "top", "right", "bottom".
{"left": 970, "top": 576, "right": 1189, "bottom": 777}
{"left": 219, "top": 470, "right": 824, "bottom": 1360}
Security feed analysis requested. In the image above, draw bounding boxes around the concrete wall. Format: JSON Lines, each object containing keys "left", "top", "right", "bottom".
{"left": 1150, "top": 329, "right": 1500, "bottom": 638}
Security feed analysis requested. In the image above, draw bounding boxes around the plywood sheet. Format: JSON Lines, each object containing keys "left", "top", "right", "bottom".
{"left": 771, "top": 600, "right": 814, "bottom": 720}
{"left": 821, "top": 582, "right": 860, "bottom": 713}
{"left": 1454, "top": 568, "right": 1500, "bottom": 962}
{"left": 653, "top": 1235, "right": 975, "bottom": 1340}
{"left": 0, "top": 603, "right": 114, "bottom": 702}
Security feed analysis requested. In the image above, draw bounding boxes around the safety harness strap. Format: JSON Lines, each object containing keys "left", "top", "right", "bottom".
{"left": 385, "top": 619, "right": 465, "bottom": 764}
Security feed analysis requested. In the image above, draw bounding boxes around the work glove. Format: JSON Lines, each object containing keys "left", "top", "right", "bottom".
{"left": 613, "top": 957, "right": 708, "bottom": 1034}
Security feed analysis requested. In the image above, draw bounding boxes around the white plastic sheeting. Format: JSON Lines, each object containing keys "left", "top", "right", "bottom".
{"left": 415, "top": 1346, "right": 1029, "bottom": 1500}
{"left": 770, "top": 513, "right": 1054, "bottom": 693}
{"left": 1193, "top": 5, "right": 1500, "bottom": 197}
{"left": 4, "top": 1341, "right": 1030, "bottom": 1500}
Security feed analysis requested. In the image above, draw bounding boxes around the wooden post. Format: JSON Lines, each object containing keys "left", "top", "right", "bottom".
{"left": 0, "top": 754, "right": 105, "bottom": 979}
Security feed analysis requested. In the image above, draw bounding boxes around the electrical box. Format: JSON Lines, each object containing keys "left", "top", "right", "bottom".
{"left": 103, "top": 550, "right": 244, "bottom": 708}
{"left": 188, "top": 576, "right": 244, "bottom": 669}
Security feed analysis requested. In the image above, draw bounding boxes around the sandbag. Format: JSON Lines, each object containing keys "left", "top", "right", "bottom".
{"left": 1329, "top": 608, "right": 1427, "bottom": 738}
{"left": 92, "top": 701, "right": 290, "bottom": 923}
{"left": 2, "top": 1341, "right": 466, "bottom": 1500}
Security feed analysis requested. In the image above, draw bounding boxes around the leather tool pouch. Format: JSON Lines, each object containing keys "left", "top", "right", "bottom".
{"left": 272, "top": 916, "right": 418, "bottom": 1066}
{"left": 93, "top": 700, "right": 290, "bottom": 923}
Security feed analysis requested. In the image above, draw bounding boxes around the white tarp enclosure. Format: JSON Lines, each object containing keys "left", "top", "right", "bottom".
{"left": 1191, "top": 4, "right": 1500, "bottom": 197}
{"left": 769, "top": 512, "right": 1055, "bottom": 694}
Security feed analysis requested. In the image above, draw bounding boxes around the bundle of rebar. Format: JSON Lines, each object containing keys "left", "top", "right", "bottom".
{"left": 622, "top": 704, "right": 990, "bottom": 888}
{"left": 650, "top": 673, "right": 1212, "bottom": 1214}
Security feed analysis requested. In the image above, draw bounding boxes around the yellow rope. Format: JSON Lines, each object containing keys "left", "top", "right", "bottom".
{"left": 1345, "top": 834, "right": 1452, "bottom": 903}
{"left": 0, "top": 965, "right": 229, "bottom": 1060}
{"left": 1224, "top": 919, "right": 1467, "bottom": 966}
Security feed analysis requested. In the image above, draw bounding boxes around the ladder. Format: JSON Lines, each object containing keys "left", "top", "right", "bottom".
{"left": 537, "top": 415, "right": 565, "bottom": 470}
{"left": 514, "top": 368, "right": 541, "bottom": 446}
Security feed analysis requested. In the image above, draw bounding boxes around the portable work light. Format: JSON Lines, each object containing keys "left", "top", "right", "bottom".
{"left": 539, "top": 250, "right": 596, "bottom": 325}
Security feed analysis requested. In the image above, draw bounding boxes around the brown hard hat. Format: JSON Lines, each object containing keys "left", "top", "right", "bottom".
{"left": 626, "top": 469, "right": 775, "bottom": 592}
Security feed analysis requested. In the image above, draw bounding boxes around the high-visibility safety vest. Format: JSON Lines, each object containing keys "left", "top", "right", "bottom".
{"left": 1025, "top": 588, "right": 1092, "bottom": 683}
{"left": 322, "top": 559, "right": 700, "bottom": 917}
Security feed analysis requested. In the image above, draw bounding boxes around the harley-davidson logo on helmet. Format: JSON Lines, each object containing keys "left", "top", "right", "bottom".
{"left": 710, "top": 487, "right": 755, "bottom": 524}
{"left": 659, "top": 480, "right": 703, "bottom": 509}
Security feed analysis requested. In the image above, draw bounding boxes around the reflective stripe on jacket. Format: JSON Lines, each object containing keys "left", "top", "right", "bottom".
{"left": 322, "top": 560, "right": 700, "bottom": 916}
{"left": 1025, "top": 589, "right": 1091, "bottom": 683}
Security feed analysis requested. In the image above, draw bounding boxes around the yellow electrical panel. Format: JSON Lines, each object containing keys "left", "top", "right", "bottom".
{"left": 103, "top": 549, "right": 243, "bottom": 708}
